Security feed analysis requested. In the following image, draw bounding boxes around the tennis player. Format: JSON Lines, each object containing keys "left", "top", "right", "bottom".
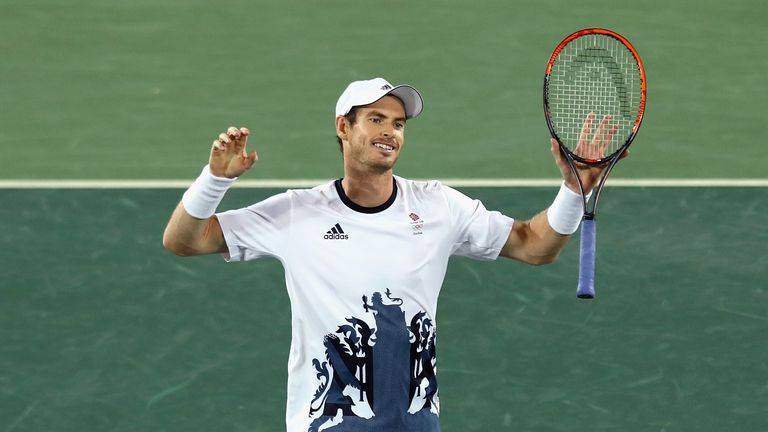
{"left": 163, "top": 77, "right": 612, "bottom": 431}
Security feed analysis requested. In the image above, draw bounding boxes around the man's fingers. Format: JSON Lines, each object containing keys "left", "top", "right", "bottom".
{"left": 550, "top": 138, "right": 573, "bottom": 173}
{"left": 237, "top": 131, "right": 249, "bottom": 153}
{"left": 576, "top": 112, "right": 596, "bottom": 151}
{"left": 592, "top": 114, "right": 611, "bottom": 137}
{"left": 589, "top": 115, "right": 611, "bottom": 159}
{"left": 243, "top": 151, "right": 259, "bottom": 169}
{"left": 600, "top": 123, "right": 620, "bottom": 154}
{"left": 218, "top": 133, "right": 232, "bottom": 145}
{"left": 226, "top": 126, "right": 250, "bottom": 152}
{"left": 211, "top": 127, "right": 253, "bottom": 176}
{"left": 227, "top": 126, "right": 241, "bottom": 139}
{"left": 575, "top": 112, "right": 597, "bottom": 159}
{"left": 550, "top": 138, "right": 565, "bottom": 164}
{"left": 215, "top": 127, "right": 252, "bottom": 153}
{"left": 229, "top": 150, "right": 259, "bottom": 174}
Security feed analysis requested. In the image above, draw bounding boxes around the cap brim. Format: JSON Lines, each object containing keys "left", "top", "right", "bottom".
{"left": 389, "top": 85, "right": 423, "bottom": 119}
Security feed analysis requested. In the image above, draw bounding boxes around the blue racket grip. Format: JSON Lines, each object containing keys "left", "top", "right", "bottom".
{"left": 576, "top": 218, "right": 596, "bottom": 299}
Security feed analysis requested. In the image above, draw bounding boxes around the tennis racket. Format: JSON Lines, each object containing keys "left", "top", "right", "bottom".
{"left": 543, "top": 28, "right": 646, "bottom": 299}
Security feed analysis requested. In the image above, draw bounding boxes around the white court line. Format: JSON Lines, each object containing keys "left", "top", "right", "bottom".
{"left": 0, "top": 178, "right": 767, "bottom": 188}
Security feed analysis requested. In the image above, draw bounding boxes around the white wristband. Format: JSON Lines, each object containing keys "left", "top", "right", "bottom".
{"left": 181, "top": 165, "right": 236, "bottom": 219}
{"left": 546, "top": 182, "right": 591, "bottom": 235}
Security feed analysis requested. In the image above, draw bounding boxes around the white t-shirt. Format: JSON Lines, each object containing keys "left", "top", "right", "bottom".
{"left": 216, "top": 176, "right": 514, "bottom": 432}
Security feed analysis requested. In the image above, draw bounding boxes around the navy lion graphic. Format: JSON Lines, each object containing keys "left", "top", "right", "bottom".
{"left": 308, "top": 289, "right": 440, "bottom": 431}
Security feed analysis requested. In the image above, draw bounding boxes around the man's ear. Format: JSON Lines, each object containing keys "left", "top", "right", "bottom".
{"left": 335, "top": 116, "right": 348, "bottom": 141}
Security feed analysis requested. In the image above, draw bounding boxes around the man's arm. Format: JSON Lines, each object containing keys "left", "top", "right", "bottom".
{"left": 499, "top": 210, "right": 568, "bottom": 265}
{"left": 162, "top": 204, "right": 227, "bottom": 256}
{"left": 500, "top": 118, "right": 627, "bottom": 264}
{"left": 162, "top": 126, "right": 257, "bottom": 256}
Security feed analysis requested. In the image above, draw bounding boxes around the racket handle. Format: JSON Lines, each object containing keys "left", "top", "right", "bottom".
{"left": 576, "top": 218, "right": 596, "bottom": 299}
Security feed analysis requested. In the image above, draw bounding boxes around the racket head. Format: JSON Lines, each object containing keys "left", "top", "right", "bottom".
{"left": 544, "top": 28, "right": 646, "bottom": 164}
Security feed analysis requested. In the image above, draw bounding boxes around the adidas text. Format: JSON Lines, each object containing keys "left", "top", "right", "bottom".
{"left": 324, "top": 223, "right": 348, "bottom": 240}
{"left": 324, "top": 233, "right": 349, "bottom": 240}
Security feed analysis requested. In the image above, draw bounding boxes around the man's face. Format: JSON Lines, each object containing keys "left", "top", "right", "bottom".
{"left": 338, "top": 95, "right": 407, "bottom": 174}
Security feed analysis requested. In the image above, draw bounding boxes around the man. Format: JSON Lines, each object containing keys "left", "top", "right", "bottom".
{"left": 163, "top": 77, "right": 613, "bottom": 431}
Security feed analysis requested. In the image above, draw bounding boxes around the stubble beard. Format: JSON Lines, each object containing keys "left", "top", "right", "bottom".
{"left": 347, "top": 141, "right": 399, "bottom": 175}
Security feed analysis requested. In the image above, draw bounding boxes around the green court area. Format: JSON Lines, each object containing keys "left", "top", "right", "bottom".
{"left": 2, "top": 187, "right": 766, "bottom": 431}
{"left": 1, "top": 0, "right": 766, "bottom": 180}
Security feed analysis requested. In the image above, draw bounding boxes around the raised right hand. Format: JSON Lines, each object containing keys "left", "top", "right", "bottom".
{"left": 209, "top": 126, "right": 258, "bottom": 178}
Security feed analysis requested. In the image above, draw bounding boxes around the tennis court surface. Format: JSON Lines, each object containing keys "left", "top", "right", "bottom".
{"left": 2, "top": 186, "right": 766, "bottom": 431}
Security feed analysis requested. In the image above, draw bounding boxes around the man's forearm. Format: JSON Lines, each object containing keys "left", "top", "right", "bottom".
{"left": 162, "top": 201, "right": 225, "bottom": 256}
{"left": 501, "top": 210, "right": 570, "bottom": 265}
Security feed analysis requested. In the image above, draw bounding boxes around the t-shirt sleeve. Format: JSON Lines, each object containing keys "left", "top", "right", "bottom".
{"left": 441, "top": 184, "right": 514, "bottom": 261}
{"left": 215, "top": 191, "right": 292, "bottom": 262}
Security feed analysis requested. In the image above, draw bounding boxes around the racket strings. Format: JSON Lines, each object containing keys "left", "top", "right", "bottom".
{"left": 548, "top": 34, "right": 642, "bottom": 159}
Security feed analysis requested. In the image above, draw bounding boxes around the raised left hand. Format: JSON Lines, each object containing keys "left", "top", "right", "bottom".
{"left": 550, "top": 112, "right": 627, "bottom": 194}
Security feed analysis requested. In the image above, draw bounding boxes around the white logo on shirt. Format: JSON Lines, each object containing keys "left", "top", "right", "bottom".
{"left": 409, "top": 212, "right": 423, "bottom": 236}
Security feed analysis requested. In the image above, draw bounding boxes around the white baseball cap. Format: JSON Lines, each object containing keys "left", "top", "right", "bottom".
{"left": 335, "top": 77, "right": 424, "bottom": 119}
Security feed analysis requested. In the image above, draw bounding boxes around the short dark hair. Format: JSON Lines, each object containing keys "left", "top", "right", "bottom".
{"left": 336, "top": 107, "right": 360, "bottom": 153}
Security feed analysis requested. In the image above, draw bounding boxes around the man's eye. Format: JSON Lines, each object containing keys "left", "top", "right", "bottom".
{"left": 395, "top": 122, "right": 405, "bottom": 129}
{"left": 370, "top": 117, "right": 382, "bottom": 124}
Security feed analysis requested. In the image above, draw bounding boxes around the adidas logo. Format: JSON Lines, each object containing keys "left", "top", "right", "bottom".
{"left": 323, "top": 223, "right": 349, "bottom": 240}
